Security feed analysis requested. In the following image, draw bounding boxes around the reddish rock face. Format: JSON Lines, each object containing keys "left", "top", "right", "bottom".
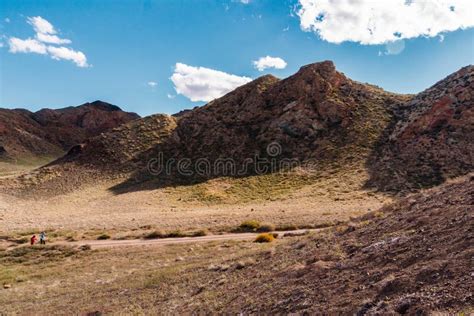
{"left": 0, "top": 101, "right": 139, "bottom": 160}
{"left": 367, "top": 65, "right": 474, "bottom": 191}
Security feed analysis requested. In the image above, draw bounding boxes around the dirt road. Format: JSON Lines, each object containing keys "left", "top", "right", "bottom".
{"left": 64, "top": 229, "right": 315, "bottom": 249}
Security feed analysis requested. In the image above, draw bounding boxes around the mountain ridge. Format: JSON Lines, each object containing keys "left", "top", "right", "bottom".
{"left": 0, "top": 100, "right": 139, "bottom": 161}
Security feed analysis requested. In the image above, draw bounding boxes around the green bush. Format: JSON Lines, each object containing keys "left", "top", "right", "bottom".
{"left": 255, "top": 233, "right": 275, "bottom": 243}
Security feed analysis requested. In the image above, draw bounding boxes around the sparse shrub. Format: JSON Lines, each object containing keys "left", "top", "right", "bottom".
{"left": 276, "top": 224, "right": 298, "bottom": 231}
{"left": 96, "top": 234, "right": 110, "bottom": 240}
{"left": 166, "top": 230, "right": 186, "bottom": 238}
{"left": 239, "top": 220, "right": 260, "bottom": 232}
{"left": 143, "top": 231, "right": 164, "bottom": 239}
{"left": 255, "top": 233, "right": 275, "bottom": 243}
{"left": 79, "top": 244, "right": 91, "bottom": 251}
{"left": 191, "top": 229, "right": 208, "bottom": 237}
{"left": 257, "top": 223, "right": 275, "bottom": 232}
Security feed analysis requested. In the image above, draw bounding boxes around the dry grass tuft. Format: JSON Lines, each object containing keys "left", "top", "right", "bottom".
{"left": 255, "top": 233, "right": 275, "bottom": 243}
{"left": 239, "top": 220, "right": 261, "bottom": 232}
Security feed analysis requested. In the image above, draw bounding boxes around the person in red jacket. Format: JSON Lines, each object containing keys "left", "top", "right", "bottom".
{"left": 30, "top": 235, "right": 37, "bottom": 245}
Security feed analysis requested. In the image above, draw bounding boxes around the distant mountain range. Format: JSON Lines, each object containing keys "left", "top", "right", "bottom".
{"left": 1, "top": 61, "right": 472, "bottom": 195}
{"left": 0, "top": 101, "right": 139, "bottom": 161}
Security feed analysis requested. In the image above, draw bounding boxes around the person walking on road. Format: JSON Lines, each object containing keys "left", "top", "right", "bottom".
{"left": 39, "top": 232, "right": 46, "bottom": 245}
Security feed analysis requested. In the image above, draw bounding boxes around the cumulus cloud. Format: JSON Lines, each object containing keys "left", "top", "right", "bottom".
{"left": 171, "top": 63, "right": 252, "bottom": 102}
{"left": 8, "top": 37, "right": 47, "bottom": 54}
{"left": 47, "top": 46, "right": 88, "bottom": 67}
{"left": 253, "top": 56, "right": 287, "bottom": 71}
{"left": 8, "top": 16, "right": 88, "bottom": 67}
{"left": 26, "top": 16, "right": 72, "bottom": 44}
{"left": 36, "top": 33, "right": 71, "bottom": 45}
{"left": 27, "top": 16, "right": 56, "bottom": 35}
{"left": 297, "top": 0, "right": 474, "bottom": 45}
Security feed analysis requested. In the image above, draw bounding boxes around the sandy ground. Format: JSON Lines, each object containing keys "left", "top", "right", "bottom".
{"left": 63, "top": 229, "right": 315, "bottom": 249}
{"left": 0, "top": 180, "right": 389, "bottom": 234}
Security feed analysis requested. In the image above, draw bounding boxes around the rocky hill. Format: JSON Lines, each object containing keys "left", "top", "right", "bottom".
{"left": 367, "top": 65, "right": 474, "bottom": 192}
{"left": 54, "top": 114, "right": 177, "bottom": 171}
{"left": 0, "top": 101, "right": 139, "bottom": 161}
{"left": 162, "top": 174, "right": 473, "bottom": 314}
{"left": 155, "top": 61, "right": 407, "bottom": 171}
{"left": 4, "top": 61, "right": 473, "bottom": 196}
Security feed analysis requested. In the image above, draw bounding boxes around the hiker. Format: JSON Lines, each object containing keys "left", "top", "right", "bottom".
{"left": 30, "top": 235, "right": 37, "bottom": 245}
{"left": 39, "top": 232, "right": 46, "bottom": 245}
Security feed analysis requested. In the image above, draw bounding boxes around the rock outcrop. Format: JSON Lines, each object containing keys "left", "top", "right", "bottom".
{"left": 367, "top": 66, "right": 474, "bottom": 191}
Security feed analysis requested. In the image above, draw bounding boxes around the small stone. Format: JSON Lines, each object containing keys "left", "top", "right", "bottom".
{"left": 3, "top": 284, "right": 11, "bottom": 289}
{"left": 175, "top": 256, "right": 184, "bottom": 262}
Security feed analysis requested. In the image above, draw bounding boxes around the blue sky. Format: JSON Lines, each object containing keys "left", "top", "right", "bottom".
{"left": 1, "top": 0, "right": 473, "bottom": 116}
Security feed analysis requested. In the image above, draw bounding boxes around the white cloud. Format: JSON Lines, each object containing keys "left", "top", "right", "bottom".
{"left": 253, "top": 56, "right": 287, "bottom": 71}
{"left": 4, "top": 18, "right": 10, "bottom": 23}
{"left": 167, "top": 93, "right": 176, "bottom": 99}
{"left": 8, "top": 16, "right": 88, "bottom": 67}
{"left": 26, "top": 16, "right": 71, "bottom": 44}
{"left": 147, "top": 81, "right": 158, "bottom": 87}
{"left": 47, "top": 46, "right": 88, "bottom": 67}
{"left": 26, "top": 16, "right": 57, "bottom": 34}
{"left": 297, "top": 0, "right": 474, "bottom": 45}
{"left": 36, "top": 33, "right": 71, "bottom": 45}
{"left": 27, "top": 16, "right": 56, "bottom": 35}
{"left": 8, "top": 37, "right": 47, "bottom": 54}
{"left": 171, "top": 63, "right": 252, "bottom": 102}
{"left": 240, "top": 0, "right": 251, "bottom": 4}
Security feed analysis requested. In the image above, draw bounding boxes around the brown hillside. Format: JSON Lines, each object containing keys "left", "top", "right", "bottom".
{"left": 158, "top": 61, "right": 407, "bottom": 168}
{"left": 0, "top": 100, "right": 139, "bottom": 161}
{"left": 367, "top": 65, "right": 474, "bottom": 192}
{"left": 156, "top": 174, "right": 473, "bottom": 314}
{"left": 55, "top": 114, "right": 177, "bottom": 171}
{"left": 110, "top": 60, "right": 409, "bottom": 192}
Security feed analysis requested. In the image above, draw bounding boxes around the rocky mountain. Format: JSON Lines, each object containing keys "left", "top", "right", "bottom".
{"left": 0, "top": 101, "right": 139, "bottom": 161}
{"left": 367, "top": 65, "right": 474, "bottom": 192}
{"left": 4, "top": 61, "right": 473, "bottom": 196}
{"left": 157, "top": 61, "right": 407, "bottom": 169}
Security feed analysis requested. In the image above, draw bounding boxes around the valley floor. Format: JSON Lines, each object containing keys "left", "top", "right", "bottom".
{"left": 1, "top": 173, "right": 472, "bottom": 314}
{"left": 0, "top": 186, "right": 387, "bottom": 235}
